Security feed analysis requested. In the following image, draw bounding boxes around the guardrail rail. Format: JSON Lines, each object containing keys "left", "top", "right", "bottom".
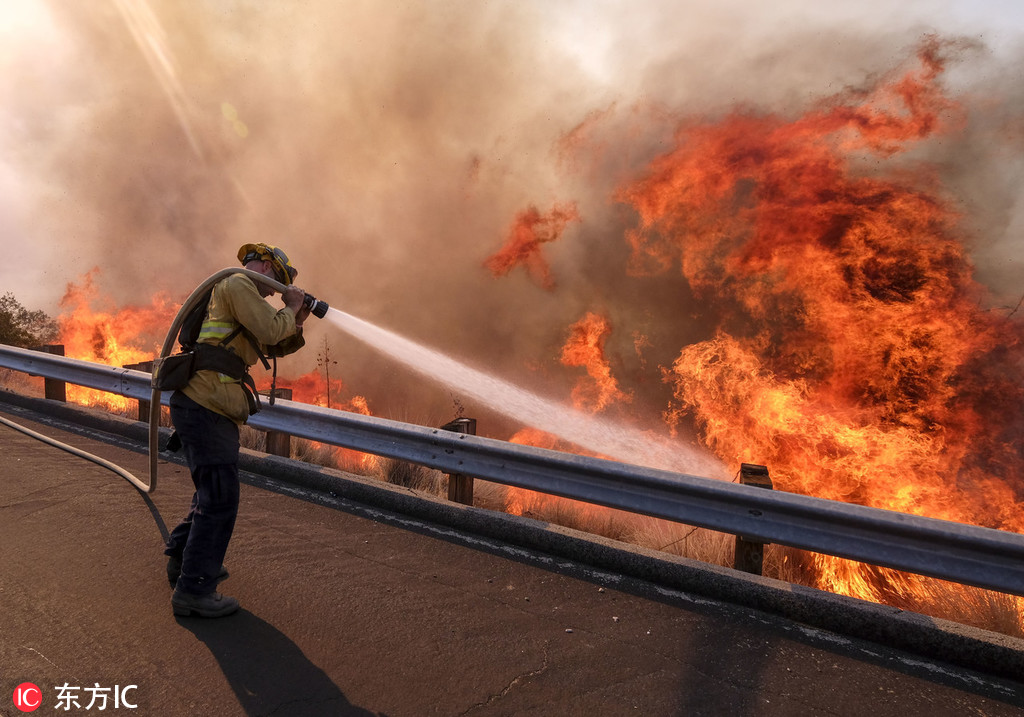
{"left": 1, "top": 342, "right": 1022, "bottom": 597}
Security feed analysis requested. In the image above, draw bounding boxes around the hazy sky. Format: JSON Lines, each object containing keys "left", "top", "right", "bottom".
{"left": 3, "top": 0, "right": 1023, "bottom": 312}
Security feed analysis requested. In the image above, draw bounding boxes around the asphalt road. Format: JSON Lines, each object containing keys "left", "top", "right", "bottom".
{"left": 0, "top": 399, "right": 1022, "bottom": 716}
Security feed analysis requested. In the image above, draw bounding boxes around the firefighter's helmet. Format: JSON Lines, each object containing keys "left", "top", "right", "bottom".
{"left": 237, "top": 243, "right": 298, "bottom": 286}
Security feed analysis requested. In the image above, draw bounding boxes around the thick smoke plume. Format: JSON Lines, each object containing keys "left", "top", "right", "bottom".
{"left": 2, "top": 0, "right": 1023, "bottom": 443}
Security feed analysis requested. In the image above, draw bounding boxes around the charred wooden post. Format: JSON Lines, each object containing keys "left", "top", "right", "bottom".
{"left": 123, "top": 360, "right": 154, "bottom": 421}
{"left": 441, "top": 417, "right": 476, "bottom": 505}
{"left": 260, "top": 388, "right": 293, "bottom": 457}
{"left": 37, "top": 345, "right": 67, "bottom": 402}
{"left": 734, "top": 463, "right": 773, "bottom": 575}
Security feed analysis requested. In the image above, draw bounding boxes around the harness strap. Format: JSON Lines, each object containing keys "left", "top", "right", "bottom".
{"left": 216, "top": 324, "right": 272, "bottom": 371}
{"left": 191, "top": 293, "right": 275, "bottom": 416}
{"left": 192, "top": 331, "right": 267, "bottom": 417}
{"left": 270, "top": 355, "right": 279, "bottom": 406}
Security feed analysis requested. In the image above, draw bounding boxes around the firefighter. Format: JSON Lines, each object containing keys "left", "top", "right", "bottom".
{"left": 166, "top": 244, "right": 310, "bottom": 618}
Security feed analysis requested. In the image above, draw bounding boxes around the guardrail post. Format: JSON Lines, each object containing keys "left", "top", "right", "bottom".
{"left": 441, "top": 417, "right": 476, "bottom": 505}
{"left": 260, "top": 388, "right": 293, "bottom": 457}
{"left": 734, "top": 463, "right": 773, "bottom": 575}
{"left": 36, "top": 345, "right": 67, "bottom": 402}
{"left": 123, "top": 360, "right": 154, "bottom": 421}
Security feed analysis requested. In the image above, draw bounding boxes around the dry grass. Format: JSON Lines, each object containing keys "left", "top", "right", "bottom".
{"left": 507, "top": 492, "right": 638, "bottom": 544}
{"left": 625, "top": 517, "right": 735, "bottom": 566}
{"left": 761, "top": 544, "right": 1024, "bottom": 638}
{"left": 0, "top": 370, "right": 43, "bottom": 397}
{"left": 239, "top": 424, "right": 266, "bottom": 452}
{"left": 899, "top": 581, "right": 1023, "bottom": 637}
{"left": 465, "top": 479, "right": 513, "bottom": 513}
{"left": 370, "top": 456, "right": 445, "bottom": 495}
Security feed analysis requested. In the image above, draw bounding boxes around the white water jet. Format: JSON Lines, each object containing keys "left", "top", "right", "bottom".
{"left": 326, "top": 308, "right": 729, "bottom": 479}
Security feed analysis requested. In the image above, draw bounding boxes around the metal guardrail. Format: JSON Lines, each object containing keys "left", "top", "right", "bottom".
{"left": 1, "top": 342, "right": 1023, "bottom": 597}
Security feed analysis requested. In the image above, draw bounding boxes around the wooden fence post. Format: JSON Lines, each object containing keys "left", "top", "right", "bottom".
{"left": 37, "top": 345, "right": 66, "bottom": 402}
{"left": 123, "top": 360, "right": 154, "bottom": 421}
{"left": 734, "top": 463, "right": 773, "bottom": 575}
{"left": 440, "top": 417, "right": 476, "bottom": 505}
{"left": 260, "top": 388, "right": 293, "bottom": 457}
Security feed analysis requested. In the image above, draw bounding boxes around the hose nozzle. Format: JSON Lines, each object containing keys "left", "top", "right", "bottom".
{"left": 303, "top": 293, "right": 329, "bottom": 319}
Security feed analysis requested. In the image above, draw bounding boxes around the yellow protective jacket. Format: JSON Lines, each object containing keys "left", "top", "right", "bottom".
{"left": 182, "top": 273, "right": 305, "bottom": 424}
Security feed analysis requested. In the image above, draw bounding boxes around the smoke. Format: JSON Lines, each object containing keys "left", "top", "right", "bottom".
{"left": 2, "top": 0, "right": 1024, "bottom": 436}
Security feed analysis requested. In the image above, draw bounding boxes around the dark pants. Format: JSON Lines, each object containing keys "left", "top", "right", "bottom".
{"left": 165, "top": 391, "right": 240, "bottom": 595}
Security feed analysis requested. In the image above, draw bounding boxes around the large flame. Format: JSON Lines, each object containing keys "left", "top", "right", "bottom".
{"left": 609, "top": 39, "right": 1024, "bottom": 608}
{"left": 486, "top": 38, "right": 1024, "bottom": 627}
{"left": 57, "top": 269, "right": 176, "bottom": 412}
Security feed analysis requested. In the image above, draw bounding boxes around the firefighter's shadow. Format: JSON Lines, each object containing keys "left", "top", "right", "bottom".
{"left": 135, "top": 488, "right": 171, "bottom": 543}
{"left": 177, "top": 610, "right": 381, "bottom": 717}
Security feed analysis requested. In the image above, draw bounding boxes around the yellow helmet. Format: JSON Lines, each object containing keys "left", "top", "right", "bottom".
{"left": 237, "top": 243, "right": 298, "bottom": 285}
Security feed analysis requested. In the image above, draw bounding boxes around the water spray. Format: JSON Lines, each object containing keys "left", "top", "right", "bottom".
{"left": 324, "top": 309, "right": 730, "bottom": 478}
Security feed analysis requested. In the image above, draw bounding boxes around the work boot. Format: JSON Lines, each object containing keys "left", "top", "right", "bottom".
{"left": 166, "top": 556, "right": 229, "bottom": 588}
{"left": 171, "top": 589, "right": 240, "bottom": 618}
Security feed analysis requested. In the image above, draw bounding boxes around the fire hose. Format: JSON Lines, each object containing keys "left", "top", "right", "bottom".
{"left": 0, "top": 413, "right": 146, "bottom": 487}
{"left": 0, "top": 267, "right": 325, "bottom": 494}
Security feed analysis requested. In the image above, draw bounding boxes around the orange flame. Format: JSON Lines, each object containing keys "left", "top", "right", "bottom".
{"left": 503, "top": 311, "right": 636, "bottom": 524}
{"left": 503, "top": 427, "right": 620, "bottom": 528}
{"left": 613, "top": 38, "right": 1024, "bottom": 607}
{"left": 484, "top": 201, "right": 581, "bottom": 289}
{"left": 51, "top": 271, "right": 377, "bottom": 475}
{"left": 49, "top": 269, "right": 379, "bottom": 472}
{"left": 560, "top": 311, "right": 631, "bottom": 412}
{"left": 57, "top": 269, "right": 176, "bottom": 412}
{"left": 266, "top": 371, "right": 376, "bottom": 472}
